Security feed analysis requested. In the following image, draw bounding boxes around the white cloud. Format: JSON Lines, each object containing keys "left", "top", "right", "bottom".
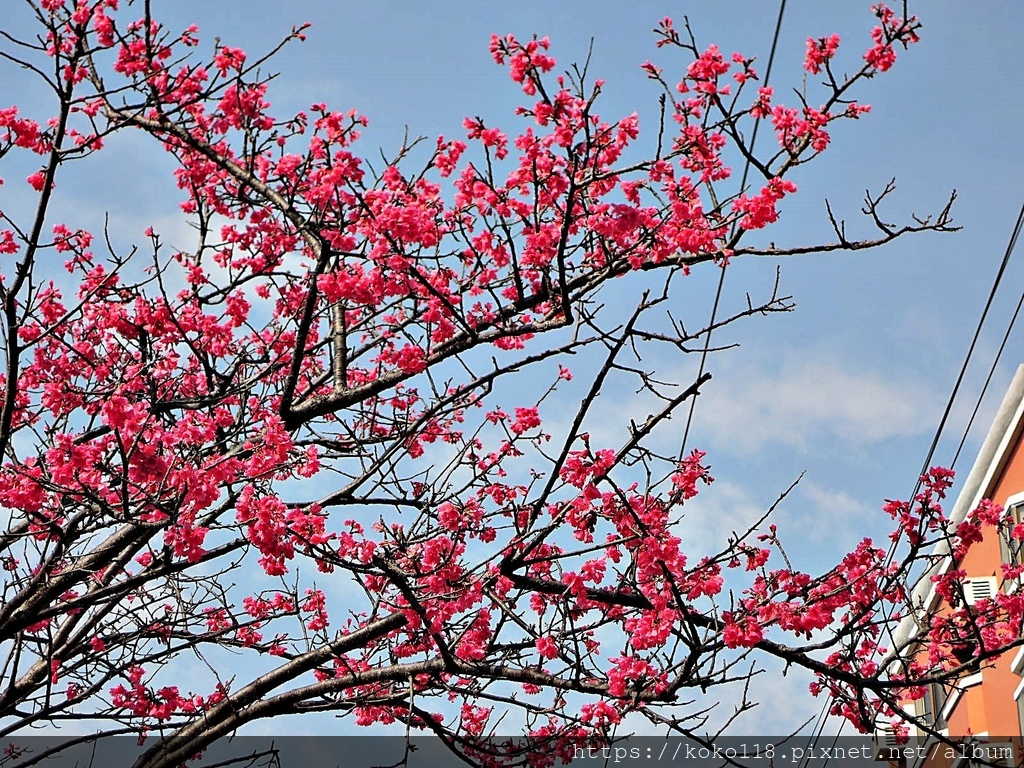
{"left": 677, "top": 480, "right": 774, "bottom": 557}
{"left": 792, "top": 480, "right": 870, "bottom": 549}
{"left": 694, "top": 354, "right": 937, "bottom": 453}
{"left": 674, "top": 476, "right": 875, "bottom": 579}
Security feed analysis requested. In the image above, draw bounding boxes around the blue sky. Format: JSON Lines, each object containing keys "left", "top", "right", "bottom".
{"left": 142, "top": 3, "right": 1022, "bottom": 572}
{"left": 6, "top": 0, "right": 1024, "bottom": 740}
{"left": 88, "top": 0, "right": 1024, "bottom": 513}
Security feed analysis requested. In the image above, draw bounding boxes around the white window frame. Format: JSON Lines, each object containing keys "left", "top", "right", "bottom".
{"left": 1002, "top": 491, "right": 1024, "bottom": 591}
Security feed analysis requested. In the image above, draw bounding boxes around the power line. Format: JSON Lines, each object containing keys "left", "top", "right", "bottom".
{"left": 949, "top": 203, "right": 1024, "bottom": 471}
{"left": 678, "top": 0, "right": 788, "bottom": 458}
{"left": 854, "top": 200, "right": 1024, "bottom": 763}
{"left": 803, "top": 63, "right": 1024, "bottom": 768}
{"left": 664, "top": 2, "right": 1024, "bottom": 757}
{"left": 908, "top": 201, "right": 1024, "bottom": 491}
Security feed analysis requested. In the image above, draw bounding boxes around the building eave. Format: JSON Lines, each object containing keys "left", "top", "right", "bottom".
{"left": 891, "top": 363, "right": 1024, "bottom": 650}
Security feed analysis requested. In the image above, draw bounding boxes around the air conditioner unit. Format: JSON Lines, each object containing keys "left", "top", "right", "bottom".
{"left": 962, "top": 576, "right": 998, "bottom": 606}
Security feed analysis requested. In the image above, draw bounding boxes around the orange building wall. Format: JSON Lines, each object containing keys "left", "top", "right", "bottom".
{"left": 904, "top": 409, "right": 1024, "bottom": 768}
{"left": 949, "top": 422, "right": 1024, "bottom": 739}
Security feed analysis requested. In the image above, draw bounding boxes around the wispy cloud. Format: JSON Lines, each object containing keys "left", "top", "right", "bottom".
{"left": 673, "top": 474, "right": 878, "bottom": 588}
{"left": 694, "top": 354, "right": 938, "bottom": 453}
{"left": 793, "top": 480, "right": 873, "bottom": 548}
{"left": 677, "top": 480, "right": 776, "bottom": 556}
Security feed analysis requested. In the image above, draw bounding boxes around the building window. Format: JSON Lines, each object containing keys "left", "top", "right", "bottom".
{"left": 930, "top": 682, "right": 949, "bottom": 730}
{"left": 1002, "top": 502, "right": 1024, "bottom": 570}
{"left": 919, "top": 681, "right": 948, "bottom": 730}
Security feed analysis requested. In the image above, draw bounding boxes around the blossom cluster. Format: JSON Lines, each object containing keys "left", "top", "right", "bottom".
{"left": 0, "top": 0, "right": 969, "bottom": 755}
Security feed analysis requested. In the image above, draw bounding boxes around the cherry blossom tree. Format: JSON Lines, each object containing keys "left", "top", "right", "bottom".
{"left": 0, "top": 1, "right": 1020, "bottom": 766}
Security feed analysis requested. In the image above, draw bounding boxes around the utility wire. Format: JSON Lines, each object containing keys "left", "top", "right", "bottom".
{"left": 856, "top": 200, "right": 1024, "bottom": 761}
{"left": 652, "top": 0, "right": 804, "bottom": 755}
{"left": 949, "top": 204, "right": 1024, "bottom": 471}
{"left": 662, "top": 1, "right": 1024, "bottom": 758}
{"left": 678, "top": 0, "right": 788, "bottom": 458}
{"left": 799, "top": 50, "right": 1024, "bottom": 768}
{"left": 906, "top": 201, "right": 1024, "bottom": 500}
